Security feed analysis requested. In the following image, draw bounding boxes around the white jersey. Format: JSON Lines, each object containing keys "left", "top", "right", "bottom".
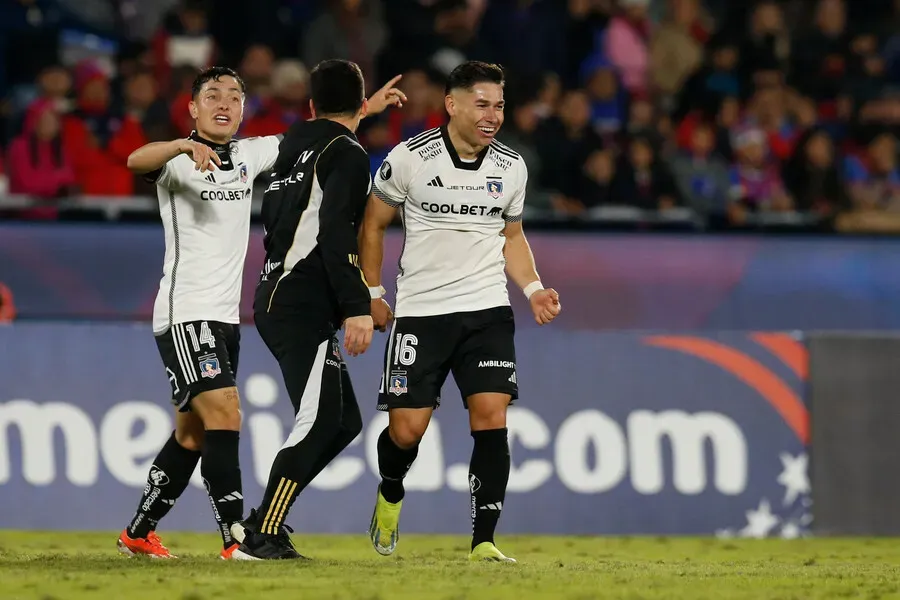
{"left": 151, "top": 134, "right": 281, "bottom": 333}
{"left": 372, "top": 126, "right": 527, "bottom": 318}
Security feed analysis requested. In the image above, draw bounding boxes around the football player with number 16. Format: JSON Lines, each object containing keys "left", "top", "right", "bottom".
{"left": 360, "top": 61, "right": 561, "bottom": 563}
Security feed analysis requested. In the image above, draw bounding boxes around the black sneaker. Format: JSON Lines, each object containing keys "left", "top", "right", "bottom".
{"left": 231, "top": 530, "right": 307, "bottom": 561}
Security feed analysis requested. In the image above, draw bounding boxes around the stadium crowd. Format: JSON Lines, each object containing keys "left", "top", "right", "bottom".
{"left": 1, "top": 0, "right": 899, "bottom": 232}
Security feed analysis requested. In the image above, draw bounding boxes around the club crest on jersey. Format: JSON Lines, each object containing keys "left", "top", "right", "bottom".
{"left": 487, "top": 180, "right": 503, "bottom": 198}
{"left": 389, "top": 372, "right": 408, "bottom": 396}
{"left": 239, "top": 163, "right": 248, "bottom": 183}
{"left": 198, "top": 354, "right": 221, "bottom": 379}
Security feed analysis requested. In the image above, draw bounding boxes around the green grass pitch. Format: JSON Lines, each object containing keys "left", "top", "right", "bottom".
{"left": 2, "top": 532, "right": 900, "bottom": 599}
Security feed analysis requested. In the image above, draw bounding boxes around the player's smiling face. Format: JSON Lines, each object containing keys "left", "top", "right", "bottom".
{"left": 190, "top": 76, "right": 244, "bottom": 143}
{"left": 449, "top": 82, "right": 505, "bottom": 149}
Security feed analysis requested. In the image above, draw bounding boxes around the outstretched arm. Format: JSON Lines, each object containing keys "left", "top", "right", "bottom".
{"left": 127, "top": 139, "right": 220, "bottom": 175}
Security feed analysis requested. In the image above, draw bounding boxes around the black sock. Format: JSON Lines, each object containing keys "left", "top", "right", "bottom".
{"left": 201, "top": 430, "right": 243, "bottom": 548}
{"left": 127, "top": 431, "right": 200, "bottom": 539}
{"left": 377, "top": 427, "right": 419, "bottom": 503}
{"left": 469, "top": 428, "right": 510, "bottom": 550}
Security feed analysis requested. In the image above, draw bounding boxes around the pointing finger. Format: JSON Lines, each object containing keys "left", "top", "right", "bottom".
{"left": 381, "top": 74, "right": 402, "bottom": 91}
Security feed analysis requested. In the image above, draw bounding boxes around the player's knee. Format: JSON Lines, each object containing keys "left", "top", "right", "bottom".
{"left": 174, "top": 428, "right": 204, "bottom": 452}
{"left": 194, "top": 387, "right": 242, "bottom": 431}
{"left": 389, "top": 419, "right": 427, "bottom": 449}
{"left": 469, "top": 401, "right": 508, "bottom": 431}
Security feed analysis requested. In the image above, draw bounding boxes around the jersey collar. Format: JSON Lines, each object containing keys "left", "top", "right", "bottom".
{"left": 189, "top": 130, "right": 234, "bottom": 153}
{"left": 440, "top": 125, "right": 488, "bottom": 171}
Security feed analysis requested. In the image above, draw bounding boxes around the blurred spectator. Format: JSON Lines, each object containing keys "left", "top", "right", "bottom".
{"left": 478, "top": 0, "right": 567, "bottom": 81}
{"left": 7, "top": 99, "right": 75, "bottom": 217}
{"left": 782, "top": 128, "right": 848, "bottom": 220}
{"left": 791, "top": 0, "right": 849, "bottom": 103}
{"left": 675, "top": 36, "right": 741, "bottom": 122}
{"left": 498, "top": 90, "right": 553, "bottom": 212}
{"left": 124, "top": 70, "right": 172, "bottom": 142}
{"left": 8, "top": 99, "right": 74, "bottom": 195}
{"left": 574, "top": 148, "right": 615, "bottom": 210}
{"left": 604, "top": 0, "right": 652, "bottom": 97}
{"left": 745, "top": 86, "right": 797, "bottom": 161}
{"left": 303, "top": 0, "right": 387, "bottom": 93}
{"left": 35, "top": 64, "right": 73, "bottom": 114}
{"left": 844, "top": 132, "right": 900, "bottom": 210}
{"left": 362, "top": 114, "right": 394, "bottom": 177}
{"left": 564, "top": 0, "right": 613, "bottom": 87}
{"left": 63, "top": 62, "right": 146, "bottom": 196}
{"left": 152, "top": 0, "right": 216, "bottom": 95}
{"left": 0, "top": 0, "right": 62, "bottom": 93}
{"left": 739, "top": 1, "right": 791, "bottom": 84}
{"left": 241, "top": 60, "right": 311, "bottom": 138}
{"left": 650, "top": 0, "right": 710, "bottom": 100}
{"left": 581, "top": 56, "right": 626, "bottom": 140}
{"left": 0, "top": 282, "right": 15, "bottom": 323}
{"left": 670, "top": 121, "right": 730, "bottom": 215}
{"left": 727, "top": 126, "right": 793, "bottom": 225}
{"left": 168, "top": 65, "right": 202, "bottom": 136}
{"left": 534, "top": 89, "right": 604, "bottom": 209}
{"left": 612, "top": 135, "right": 682, "bottom": 210}
{"left": 386, "top": 69, "right": 445, "bottom": 146}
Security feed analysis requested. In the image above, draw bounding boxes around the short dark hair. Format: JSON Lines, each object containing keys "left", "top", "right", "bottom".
{"left": 309, "top": 59, "right": 365, "bottom": 117}
{"left": 445, "top": 61, "right": 505, "bottom": 96}
{"left": 191, "top": 66, "right": 246, "bottom": 99}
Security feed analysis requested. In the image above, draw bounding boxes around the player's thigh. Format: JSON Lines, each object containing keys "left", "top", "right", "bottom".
{"left": 451, "top": 307, "right": 518, "bottom": 410}
{"left": 377, "top": 315, "right": 454, "bottom": 414}
{"left": 154, "top": 320, "right": 240, "bottom": 414}
{"left": 259, "top": 311, "right": 344, "bottom": 423}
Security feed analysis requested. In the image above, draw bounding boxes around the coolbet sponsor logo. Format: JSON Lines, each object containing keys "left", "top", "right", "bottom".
{"left": 201, "top": 189, "right": 252, "bottom": 201}
{"left": 0, "top": 374, "right": 747, "bottom": 496}
{"left": 422, "top": 203, "right": 501, "bottom": 217}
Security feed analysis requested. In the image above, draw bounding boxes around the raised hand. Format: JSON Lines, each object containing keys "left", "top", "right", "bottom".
{"left": 367, "top": 74, "right": 407, "bottom": 116}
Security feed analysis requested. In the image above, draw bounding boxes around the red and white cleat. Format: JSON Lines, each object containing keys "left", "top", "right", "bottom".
{"left": 117, "top": 529, "right": 176, "bottom": 559}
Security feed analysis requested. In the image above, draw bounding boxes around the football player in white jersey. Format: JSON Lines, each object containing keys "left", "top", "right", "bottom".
{"left": 361, "top": 61, "right": 561, "bottom": 562}
{"left": 115, "top": 65, "right": 405, "bottom": 559}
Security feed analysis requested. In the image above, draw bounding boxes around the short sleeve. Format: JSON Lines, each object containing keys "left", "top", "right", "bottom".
{"left": 246, "top": 135, "right": 281, "bottom": 174}
{"left": 146, "top": 160, "right": 183, "bottom": 190}
{"left": 503, "top": 161, "right": 528, "bottom": 223}
{"left": 372, "top": 144, "right": 413, "bottom": 207}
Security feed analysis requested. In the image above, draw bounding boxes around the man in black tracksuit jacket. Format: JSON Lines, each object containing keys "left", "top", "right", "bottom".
{"left": 231, "top": 59, "right": 404, "bottom": 560}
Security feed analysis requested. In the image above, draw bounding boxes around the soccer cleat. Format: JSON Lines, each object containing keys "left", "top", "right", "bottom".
{"left": 368, "top": 485, "right": 402, "bottom": 556}
{"left": 220, "top": 543, "right": 241, "bottom": 560}
{"left": 229, "top": 508, "right": 260, "bottom": 544}
{"left": 468, "top": 542, "right": 517, "bottom": 563}
{"left": 117, "top": 529, "right": 176, "bottom": 559}
{"left": 231, "top": 530, "right": 306, "bottom": 561}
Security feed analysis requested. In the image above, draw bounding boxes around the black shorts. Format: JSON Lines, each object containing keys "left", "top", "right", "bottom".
{"left": 377, "top": 306, "right": 518, "bottom": 411}
{"left": 154, "top": 320, "right": 240, "bottom": 411}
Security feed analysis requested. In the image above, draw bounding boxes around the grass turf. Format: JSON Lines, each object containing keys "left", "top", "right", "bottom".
{"left": 1, "top": 532, "right": 900, "bottom": 599}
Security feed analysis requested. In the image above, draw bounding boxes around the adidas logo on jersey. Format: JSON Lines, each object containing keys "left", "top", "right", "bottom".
{"left": 205, "top": 173, "right": 215, "bottom": 183}
{"left": 509, "top": 372, "right": 517, "bottom": 384}
{"left": 426, "top": 176, "right": 444, "bottom": 187}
